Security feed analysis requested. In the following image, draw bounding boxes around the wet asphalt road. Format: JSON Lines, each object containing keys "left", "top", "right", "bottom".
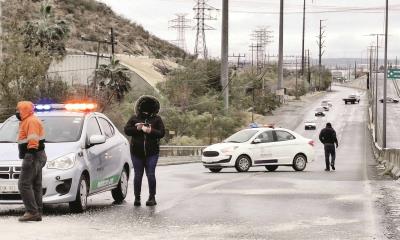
{"left": 375, "top": 73, "right": 400, "bottom": 148}
{"left": 0, "top": 86, "right": 384, "bottom": 240}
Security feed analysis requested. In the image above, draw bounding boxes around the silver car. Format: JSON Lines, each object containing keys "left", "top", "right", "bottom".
{"left": 0, "top": 104, "right": 132, "bottom": 212}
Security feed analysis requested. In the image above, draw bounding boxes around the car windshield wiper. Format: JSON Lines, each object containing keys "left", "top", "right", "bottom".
{"left": 225, "top": 140, "right": 241, "bottom": 143}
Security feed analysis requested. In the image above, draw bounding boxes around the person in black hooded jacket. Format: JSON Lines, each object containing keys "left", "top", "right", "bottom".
{"left": 319, "top": 122, "right": 339, "bottom": 171}
{"left": 124, "top": 96, "right": 165, "bottom": 206}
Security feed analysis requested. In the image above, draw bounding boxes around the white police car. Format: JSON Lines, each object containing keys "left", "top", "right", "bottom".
{"left": 0, "top": 103, "right": 132, "bottom": 212}
{"left": 202, "top": 126, "right": 315, "bottom": 173}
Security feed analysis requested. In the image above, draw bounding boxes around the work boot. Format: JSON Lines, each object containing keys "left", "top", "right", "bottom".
{"left": 324, "top": 168, "right": 330, "bottom": 172}
{"left": 331, "top": 164, "right": 335, "bottom": 171}
{"left": 18, "top": 212, "right": 42, "bottom": 222}
{"left": 146, "top": 195, "right": 157, "bottom": 206}
{"left": 134, "top": 196, "right": 141, "bottom": 206}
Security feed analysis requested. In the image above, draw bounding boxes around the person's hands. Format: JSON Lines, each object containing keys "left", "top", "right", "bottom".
{"left": 135, "top": 123, "right": 144, "bottom": 131}
{"left": 142, "top": 126, "right": 151, "bottom": 134}
{"left": 336, "top": 144, "right": 339, "bottom": 148}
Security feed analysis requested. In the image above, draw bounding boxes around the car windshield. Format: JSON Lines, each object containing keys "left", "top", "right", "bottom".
{"left": 0, "top": 116, "right": 84, "bottom": 143}
{"left": 224, "top": 129, "right": 259, "bottom": 143}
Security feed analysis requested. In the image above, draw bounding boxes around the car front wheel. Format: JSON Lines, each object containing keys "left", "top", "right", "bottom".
{"left": 292, "top": 154, "right": 307, "bottom": 171}
{"left": 235, "top": 155, "right": 251, "bottom": 172}
{"left": 112, "top": 167, "right": 129, "bottom": 204}
{"left": 69, "top": 175, "right": 89, "bottom": 213}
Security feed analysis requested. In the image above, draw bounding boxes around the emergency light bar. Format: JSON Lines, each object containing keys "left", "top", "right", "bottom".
{"left": 34, "top": 103, "right": 97, "bottom": 112}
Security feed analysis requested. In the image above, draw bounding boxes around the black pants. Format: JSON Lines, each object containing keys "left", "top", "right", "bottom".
{"left": 18, "top": 151, "right": 47, "bottom": 214}
{"left": 132, "top": 154, "right": 158, "bottom": 197}
{"left": 324, "top": 144, "right": 336, "bottom": 170}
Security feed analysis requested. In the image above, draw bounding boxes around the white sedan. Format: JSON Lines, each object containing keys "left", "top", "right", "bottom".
{"left": 202, "top": 127, "right": 315, "bottom": 173}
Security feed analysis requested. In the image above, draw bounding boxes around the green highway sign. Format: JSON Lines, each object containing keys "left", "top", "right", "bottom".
{"left": 388, "top": 69, "right": 400, "bottom": 79}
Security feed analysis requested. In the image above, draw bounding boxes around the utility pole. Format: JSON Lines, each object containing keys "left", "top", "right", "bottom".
{"left": 169, "top": 14, "right": 191, "bottom": 52}
{"left": 307, "top": 49, "right": 311, "bottom": 87}
{"left": 229, "top": 53, "right": 245, "bottom": 69}
{"left": 354, "top": 61, "right": 357, "bottom": 79}
{"left": 383, "top": 0, "right": 389, "bottom": 148}
{"left": 193, "top": 0, "right": 217, "bottom": 60}
{"left": 221, "top": 0, "right": 229, "bottom": 112}
{"left": 81, "top": 34, "right": 116, "bottom": 96}
{"left": 317, "top": 20, "right": 326, "bottom": 90}
{"left": 295, "top": 57, "right": 299, "bottom": 99}
{"left": 277, "top": 0, "right": 284, "bottom": 91}
{"left": 368, "top": 33, "right": 384, "bottom": 143}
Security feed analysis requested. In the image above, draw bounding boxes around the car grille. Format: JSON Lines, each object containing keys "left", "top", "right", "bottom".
{"left": 0, "top": 166, "right": 21, "bottom": 180}
{"left": 203, "top": 151, "right": 220, "bottom": 157}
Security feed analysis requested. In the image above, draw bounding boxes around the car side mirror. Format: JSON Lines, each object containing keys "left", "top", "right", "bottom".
{"left": 253, "top": 139, "right": 262, "bottom": 144}
{"left": 88, "top": 135, "right": 106, "bottom": 147}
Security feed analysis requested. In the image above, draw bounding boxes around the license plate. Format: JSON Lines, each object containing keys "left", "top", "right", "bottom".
{"left": 0, "top": 184, "right": 19, "bottom": 193}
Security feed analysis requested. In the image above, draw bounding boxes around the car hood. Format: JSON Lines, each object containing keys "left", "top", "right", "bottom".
{"left": 205, "top": 142, "right": 241, "bottom": 151}
{"left": 0, "top": 142, "right": 81, "bottom": 165}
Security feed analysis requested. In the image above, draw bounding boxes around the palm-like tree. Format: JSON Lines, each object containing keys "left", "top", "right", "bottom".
{"left": 21, "top": 2, "right": 69, "bottom": 60}
{"left": 96, "top": 57, "right": 131, "bottom": 112}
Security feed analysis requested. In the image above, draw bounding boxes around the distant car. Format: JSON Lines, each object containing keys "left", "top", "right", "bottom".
{"left": 315, "top": 108, "right": 326, "bottom": 117}
{"left": 343, "top": 94, "right": 360, "bottom": 104}
{"left": 321, "top": 100, "right": 333, "bottom": 108}
{"left": 202, "top": 127, "right": 315, "bottom": 173}
{"left": 304, "top": 120, "right": 316, "bottom": 130}
{"left": 379, "top": 97, "right": 399, "bottom": 103}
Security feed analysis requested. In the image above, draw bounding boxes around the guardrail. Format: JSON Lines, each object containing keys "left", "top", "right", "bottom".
{"left": 157, "top": 146, "right": 206, "bottom": 165}
{"left": 369, "top": 106, "right": 400, "bottom": 179}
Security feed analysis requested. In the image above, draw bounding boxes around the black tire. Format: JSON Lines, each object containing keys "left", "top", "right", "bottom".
{"left": 112, "top": 167, "right": 129, "bottom": 204}
{"left": 235, "top": 155, "right": 251, "bottom": 172}
{"left": 69, "top": 174, "right": 89, "bottom": 213}
{"left": 209, "top": 168, "right": 222, "bottom": 173}
{"left": 292, "top": 154, "right": 307, "bottom": 172}
{"left": 265, "top": 165, "right": 278, "bottom": 172}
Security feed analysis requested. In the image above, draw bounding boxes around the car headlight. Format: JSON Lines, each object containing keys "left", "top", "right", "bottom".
{"left": 221, "top": 146, "right": 239, "bottom": 155}
{"left": 47, "top": 153, "right": 76, "bottom": 170}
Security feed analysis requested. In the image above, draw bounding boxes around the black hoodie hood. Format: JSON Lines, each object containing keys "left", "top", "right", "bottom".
{"left": 135, "top": 95, "right": 160, "bottom": 117}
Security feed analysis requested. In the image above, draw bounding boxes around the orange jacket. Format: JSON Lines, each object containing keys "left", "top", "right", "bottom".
{"left": 17, "top": 101, "right": 45, "bottom": 157}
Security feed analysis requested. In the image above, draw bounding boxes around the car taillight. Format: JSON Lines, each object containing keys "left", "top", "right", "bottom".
{"left": 308, "top": 140, "right": 315, "bottom": 147}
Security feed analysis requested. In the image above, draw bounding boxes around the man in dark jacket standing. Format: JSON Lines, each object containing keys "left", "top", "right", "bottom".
{"left": 319, "top": 122, "right": 339, "bottom": 171}
{"left": 124, "top": 96, "right": 165, "bottom": 206}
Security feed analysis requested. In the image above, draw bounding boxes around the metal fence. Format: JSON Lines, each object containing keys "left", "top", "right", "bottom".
{"left": 157, "top": 146, "right": 206, "bottom": 165}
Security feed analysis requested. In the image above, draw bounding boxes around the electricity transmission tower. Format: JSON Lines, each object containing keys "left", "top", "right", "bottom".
{"left": 250, "top": 27, "right": 273, "bottom": 74}
{"left": 193, "top": 0, "right": 217, "bottom": 60}
{"left": 169, "top": 14, "right": 191, "bottom": 52}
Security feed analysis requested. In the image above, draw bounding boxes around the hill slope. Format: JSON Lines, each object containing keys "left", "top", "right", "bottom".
{"left": 2, "top": 0, "right": 186, "bottom": 59}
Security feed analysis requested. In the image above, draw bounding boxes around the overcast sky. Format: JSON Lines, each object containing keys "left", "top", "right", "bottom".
{"left": 98, "top": 0, "right": 400, "bottom": 60}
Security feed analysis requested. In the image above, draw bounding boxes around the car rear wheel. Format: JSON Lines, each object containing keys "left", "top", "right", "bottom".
{"left": 209, "top": 168, "right": 222, "bottom": 173}
{"left": 292, "top": 154, "right": 307, "bottom": 171}
{"left": 265, "top": 165, "right": 278, "bottom": 172}
{"left": 69, "top": 175, "right": 88, "bottom": 213}
{"left": 235, "top": 155, "right": 251, "bottom": 172}
{"left": 112, "top": 167, "right": 129, "bottom": 204}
